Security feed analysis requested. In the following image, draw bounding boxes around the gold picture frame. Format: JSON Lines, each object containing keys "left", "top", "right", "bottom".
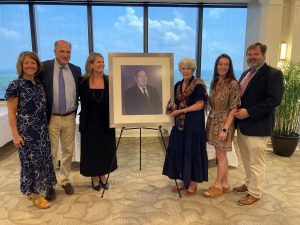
{"left": 108, "top": 53, "right": 174, "bottom": 128}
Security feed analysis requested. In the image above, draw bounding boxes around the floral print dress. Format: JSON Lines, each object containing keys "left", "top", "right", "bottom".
{"left": 5, "top": 77, "right": 57, "bottom": 195}
{"left": 206, "top": 79, "right": 240, "bottom": 152}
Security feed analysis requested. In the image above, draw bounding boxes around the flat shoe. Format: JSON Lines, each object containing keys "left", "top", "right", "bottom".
{"left": 185, "top": 187, "right": 197, "bottom": 197}
{"left": 203, "top": 186, "right": 223, "bottom": 198}
{"left": 45, "top": 187, "right": 56, "bottom": 201}
{"left": 171, "top": 183, "right": 185, "bottom": 193}
{"left": 62, "top": 183, "right": 74, "bottom": 195}
{"left": 238, "top": 194, "right": 260, "bottom": 206}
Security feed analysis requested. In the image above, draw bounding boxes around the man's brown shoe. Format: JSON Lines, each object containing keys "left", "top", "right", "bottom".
{"left": 233, "top": 184, "right": 248, "bottom": 193}
{"left": 62, "top": 183, "right": 74, "bottom": 195}
{"left": 45, "top": 187, "right": 56, "bottom": 201}
{"left": 238, "top": 194, "right": 260, "bottom": 206}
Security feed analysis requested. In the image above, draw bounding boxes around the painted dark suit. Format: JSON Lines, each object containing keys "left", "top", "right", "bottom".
{"left": 123, "top": 84, "right": 162, "bottom": 115}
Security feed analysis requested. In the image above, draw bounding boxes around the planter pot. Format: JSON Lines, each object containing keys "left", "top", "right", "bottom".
{"left": 271, "top": 134, "right": 300, "bottom": 157}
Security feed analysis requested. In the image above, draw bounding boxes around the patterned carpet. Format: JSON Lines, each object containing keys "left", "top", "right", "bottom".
{"left": 0, "top": 136, "right": 300, "bottom": 225}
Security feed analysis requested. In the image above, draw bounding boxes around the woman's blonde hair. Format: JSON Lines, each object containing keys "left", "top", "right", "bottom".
{"left": 83, "top": 52, "right": 104, "bottom": 80}
{"left": 178, "top": 57, "right": 197, "bottom": 73}
{"left": 16, "top": 51, "right": 41, "bottom": 76}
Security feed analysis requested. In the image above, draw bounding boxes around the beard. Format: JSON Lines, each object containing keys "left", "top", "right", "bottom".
{"left": 247, "top": 59, "right": 264, "bottom": 68}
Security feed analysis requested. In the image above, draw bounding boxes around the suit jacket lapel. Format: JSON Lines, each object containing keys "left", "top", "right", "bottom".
{"left": 242, "top": 63, "right": 267, "bottom": 95}
{"left": 239, "top": 70, "right": 249, "bottom": 84}
{"left": 48, "top": 60, "right": 55, "bottom": 99}
{"left": 69, "top": 64, "right": 77, "bottom": 81}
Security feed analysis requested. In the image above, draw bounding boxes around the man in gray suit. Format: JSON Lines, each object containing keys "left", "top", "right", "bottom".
{"left": 40, "top": 40, "right": 82, "bottom": 200}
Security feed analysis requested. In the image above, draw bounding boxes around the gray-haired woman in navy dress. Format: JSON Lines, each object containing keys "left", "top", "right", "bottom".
{"left": 163, "top": 58, "right": 208, "bottom": 196}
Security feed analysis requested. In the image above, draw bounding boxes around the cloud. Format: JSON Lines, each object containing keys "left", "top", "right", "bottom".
{"left": 114, "top": 7, "right": 194, "bottom": 44}
{"left": 164, "top": 32, "right": 180, "bottom": 43}
{"left": 0, "top": 27, "right": 18, "bottom": 39}
{"left": 115, "top": 7, "right": 143, "bottom": 32}
{"left": 208, "top": 8, "right": 225, "bottom": 20}
{"left": 149, "top": 18, "right": 192, "bottom": 32}
{"left": 150, "top": 17, "right": 193, "bottom": 44}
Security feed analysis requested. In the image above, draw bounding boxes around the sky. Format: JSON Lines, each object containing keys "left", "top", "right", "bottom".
{"left": 0, "top": 4, "right": 247, "bottom": 98}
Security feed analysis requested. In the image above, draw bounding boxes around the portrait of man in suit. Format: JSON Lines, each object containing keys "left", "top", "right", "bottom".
{"left": 122, "top": 67, "right": 162, "bottom": 115}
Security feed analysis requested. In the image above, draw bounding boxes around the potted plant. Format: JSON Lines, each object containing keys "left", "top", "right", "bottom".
{"left": 271, "top": 61, "right": 300, "bottom": 157}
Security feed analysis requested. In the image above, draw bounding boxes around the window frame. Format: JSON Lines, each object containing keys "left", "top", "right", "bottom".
{"left": 0, "top": 1, "right": 247, "bottom": 100}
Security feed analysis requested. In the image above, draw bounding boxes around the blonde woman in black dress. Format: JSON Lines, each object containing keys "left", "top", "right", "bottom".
{"left": 79, "top": 52, "right": 117, "bottom": 191}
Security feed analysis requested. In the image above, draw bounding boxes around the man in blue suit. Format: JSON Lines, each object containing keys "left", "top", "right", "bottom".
{"left": 234, "top": 42, "right": 284, "bottom": 205}
{"left": 123, "top": 68, "right": 162, "bottom": 115}
{"left": 40, "top": 40, "right": 82, "bottom": 200}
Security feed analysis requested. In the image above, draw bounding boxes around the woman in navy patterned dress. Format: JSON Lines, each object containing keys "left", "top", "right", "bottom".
{"left": 6, "top": 51, "right": 57, "bottom": 209}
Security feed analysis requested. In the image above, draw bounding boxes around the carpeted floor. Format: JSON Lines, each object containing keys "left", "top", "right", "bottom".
{"left": 0, "top": 136, "right": 299, "bottom": 225}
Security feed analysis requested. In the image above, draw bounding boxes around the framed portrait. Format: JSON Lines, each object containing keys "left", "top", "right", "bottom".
{"left": 108, "top": 53, "right": 174, "bottom": 128}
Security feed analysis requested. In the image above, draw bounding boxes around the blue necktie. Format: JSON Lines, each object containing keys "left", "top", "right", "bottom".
{"left": 59, "top": 66, "right": 66, "bottom": 114}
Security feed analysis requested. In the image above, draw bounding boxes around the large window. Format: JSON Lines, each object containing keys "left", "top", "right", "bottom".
{"left": 93, "top": 6, "right": 143, "bottom": 74}
{"left": 0, "top": 4, "right": 31, "bottom": 99}
{"left": 148, "top": 7, "right": 197, "bottom": 83}
{"left": 0, "top": 3, "right": 247, "bottom": 99}
{"left": 35, "top": 5, "right": 89, "bottom": 70}
{"left": 201, "top": 7, "right": 247, "bottom": 88}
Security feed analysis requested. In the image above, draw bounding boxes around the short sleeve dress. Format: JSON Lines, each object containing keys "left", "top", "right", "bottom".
{"left": 163, "top": 77, "right": 208, "bottom": 185}
{"left": 206, "top": 79, "right": 240, "bottom": 151}
{"left": 5, "top": 77, "right": 57, "bottom": 195}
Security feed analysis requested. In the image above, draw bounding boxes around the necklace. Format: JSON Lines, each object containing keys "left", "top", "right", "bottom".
{"left": 92, "top": 89, "right": 104, "bottom": 103}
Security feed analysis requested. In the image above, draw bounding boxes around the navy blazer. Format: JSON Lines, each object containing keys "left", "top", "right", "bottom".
{"left": 39, "top": 59, "right": 82, "bottom": 123}
{"left": 123, "top": 84, "right": 162, "bottom": 115}
{"left": 237, "top": 63, "right": 284, "bottom": 136}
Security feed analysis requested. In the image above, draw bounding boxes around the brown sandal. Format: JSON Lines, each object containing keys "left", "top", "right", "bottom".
{"left": 222, "top": 186, "right": 231, "bottom": 193}
{"left": 203, "top": 186, "right": 223, "bottom": 198}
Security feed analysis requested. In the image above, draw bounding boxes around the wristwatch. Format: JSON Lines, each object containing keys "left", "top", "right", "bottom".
{"left": 222, "top": 128, "right": 227, "bottom": 132}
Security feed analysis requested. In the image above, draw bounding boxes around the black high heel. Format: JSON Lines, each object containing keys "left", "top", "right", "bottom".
{"left": 91, "top": 177, "right": 101, "bottom": 191}
{"left": 99, "top": 176, "right": 110, "bottom": 190}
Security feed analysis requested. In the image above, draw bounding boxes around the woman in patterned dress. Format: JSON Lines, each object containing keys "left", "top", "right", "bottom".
{"left": 6, "top": 51, "right": 57, "bottom": 209}
{"left": 203, "top": 54, "right": 240, "bottom": 198}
